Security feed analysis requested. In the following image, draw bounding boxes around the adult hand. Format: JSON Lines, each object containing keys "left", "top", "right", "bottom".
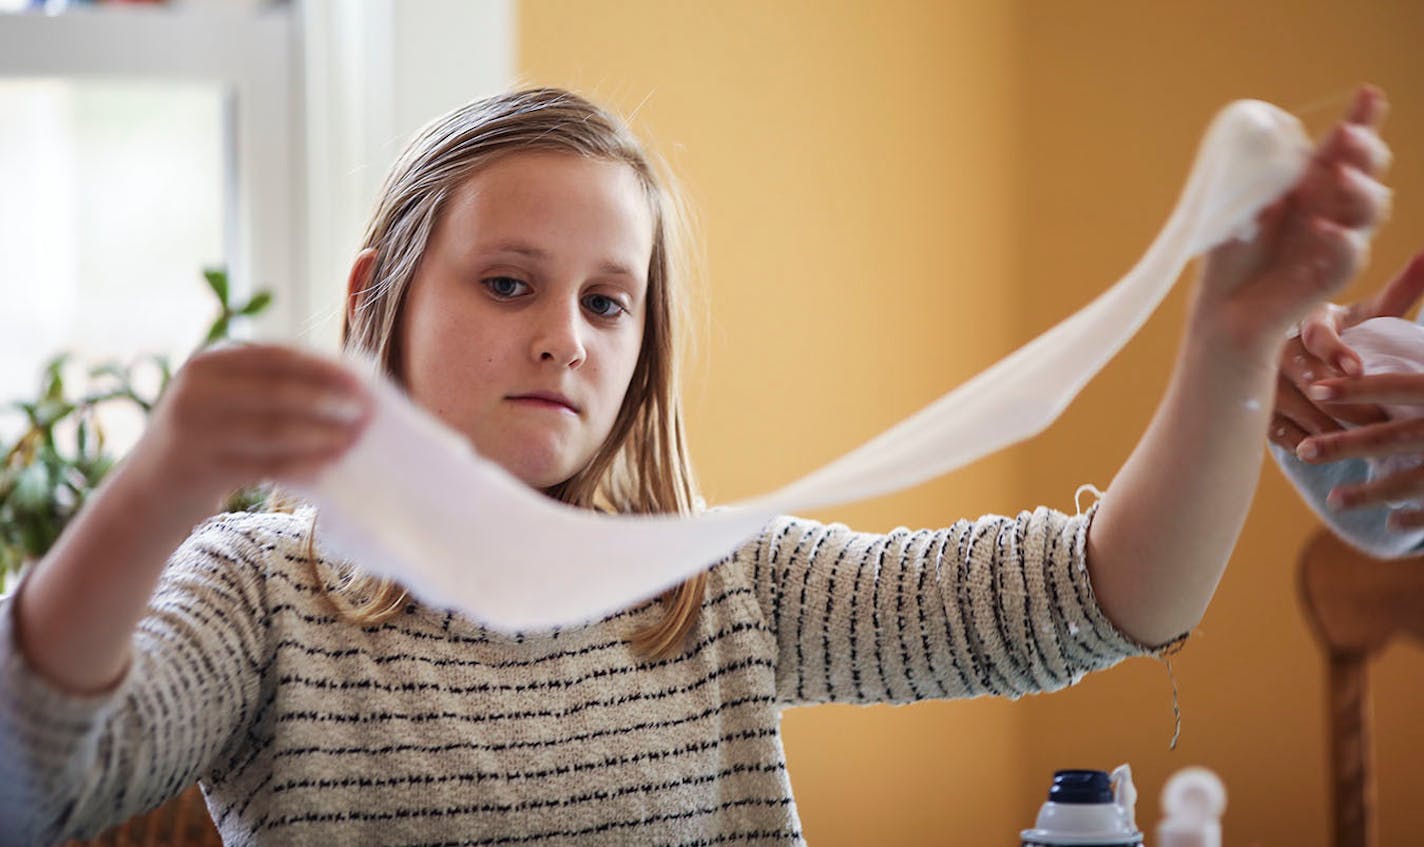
{"left": 1291, "top": 308, "right": 1424, "bottom": 528}
{"left": 1269, "top": 253, "right": 1424, "bottom": 451}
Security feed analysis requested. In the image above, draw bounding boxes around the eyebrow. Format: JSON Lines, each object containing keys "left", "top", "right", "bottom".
{"left": 483, "top": 240, "right": 638, "bottom": 279}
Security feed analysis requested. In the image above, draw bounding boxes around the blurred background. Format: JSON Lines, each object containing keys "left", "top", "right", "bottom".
{"left": 2, "top": 0, "right": 1421, "bottom": 843}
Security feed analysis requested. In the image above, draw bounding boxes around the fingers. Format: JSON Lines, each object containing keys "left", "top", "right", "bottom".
{"left": 1274, "top": 374, "right": 1344, "bottom": 442}
{"left": 1268, "top": 414, "right": 1310, "bottom": 452}
{"left": 146, "top": 343, "right": 374, "bottom": 498}
{"left": 216, "top": 449, "right": 359, "bottom": 489}
{"left": 195, "top": 343, "right": 366, "bottom": 397}
{"left": 1226, "top": 86, "right": 1390, "bottom": 333}
{"left": 1327, "top": 463, "right": 1424, "bottom": 511}
{"left": 1271, "top": 336, "right": 1380, "bottom": 449}
{"left": 1387, "top": 508, "right": 1424, "bottom": 531}
{"left": 172, "top": 345, "right": 371, "bottom": 425}
{"left": 1368, "top": 252, "right": 1424, "bottom": 318}
{"left": 1280, "top": 339, "right": 1387, "bottom": 426}
{"left": 205, "top": 406, "right": 367, "bottom": 490}
{"left": 1296, "top": 417, "right": 1424, "bottom": 464}
{"left": 1273, "top": 215, "right": 1372, "bottom": 303}
{"left": 1343, "top": 84, "right": 1388, "bottom": 130}
{"left": 204, "top": 373, "right": 367, "bottom": 423}
{"left": 213, "top": 417, "right": 363, "bottom": 478}
{"left": 1308, "top": 372, "right": 1424, "bottom": 406}
{"left": 1292, "top": 158, "right": 1392, "bottom": 232}
{"left": 1280, "top": 336, "right": 1330, "bottom": 385}
{"left": 1317, "top": 86, "right": 1388, "bottom": 173}
{"left": 1281, "top": 87, "right": 1392, "bottom": 267}
{"left": 1291, "top": 314, "right": 1360, "bottom": 378}
{"left": 1316, "top": 122, "right": 1392, "bottom": 177}
{"left": 212, "top": 411, "right": 361, "bottom": 457}
{"left": 1283, "top": 307, "right": 1384, "bottom": 423}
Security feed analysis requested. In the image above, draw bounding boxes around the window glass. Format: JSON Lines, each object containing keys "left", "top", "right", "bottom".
{"left": 0, "top": 77, "right": 226, "bottom": 451}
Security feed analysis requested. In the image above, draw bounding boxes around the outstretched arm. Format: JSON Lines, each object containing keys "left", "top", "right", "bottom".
{"left": 1086, "top": 86, "right": 1392, "bottom": 646}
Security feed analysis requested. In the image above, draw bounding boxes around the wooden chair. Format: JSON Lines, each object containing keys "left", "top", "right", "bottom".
{"left": 1297, "top": 528, "right": 1424, "bottom": 847}
{"left": 61, "top": 785, "right": 221, "bottom": 847}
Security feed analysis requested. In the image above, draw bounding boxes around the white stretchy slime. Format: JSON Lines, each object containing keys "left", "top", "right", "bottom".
{"left": 293, "top": 100, "right": 1312, "bottom": 631}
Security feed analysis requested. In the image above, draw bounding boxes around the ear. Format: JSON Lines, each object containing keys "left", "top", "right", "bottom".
{"left": 346, "top": 247, "right": 379, "bottom": 327}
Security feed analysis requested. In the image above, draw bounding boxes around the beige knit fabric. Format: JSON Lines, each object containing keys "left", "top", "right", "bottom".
{"left": 0, "top": 504, "right": 1151, "bottom": 846}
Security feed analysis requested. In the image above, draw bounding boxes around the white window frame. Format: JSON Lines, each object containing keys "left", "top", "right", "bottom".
{"left": 0, "top": 4, "right": 301, "bottom": 338}
{"left": 299, "top": 0, "right": 513, "bottom": 352}
{"left": 0, "top": 0, "right": 513, "bottom": 349}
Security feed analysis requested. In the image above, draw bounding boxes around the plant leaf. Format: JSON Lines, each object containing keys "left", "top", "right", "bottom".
{"left": 0, "top": 542, "right": 18, "bottom": 576}
{"left": 204, "top": 267, "right": 230, "bottom": 306}
{"left": 35, "top": 399, "right": 74, "bottom": 429}
{"left": 42, "top": 354, "right": 69, "bottom": 402}
{"left": 18, "top": 518, "right": 58, "bottom": 561}
{"left": 123, "top": 388, "right": 152, "bottom": 414}
{"left": 11, "top": 462, "right": 52, "bottom": 512}
{"left": 203, "top": 316, "right": 230, "bottom": 347}
{"left": 80, "top": 389, "right": 127, "bottom": 406}
{"left": 82, "top": 454, "right": 115, "bottom": 484}
{"left": 237, "top": 290, "right": 273, "bottom": 316}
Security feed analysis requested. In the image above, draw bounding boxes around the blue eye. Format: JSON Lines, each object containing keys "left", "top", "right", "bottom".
{"left": 483, "top": 277, "right": 529, "bottom": 298}
{"left": 583, "top": 293, "right": 626, "bottom": 318}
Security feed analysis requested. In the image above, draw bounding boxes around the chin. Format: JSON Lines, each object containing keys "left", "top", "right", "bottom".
{"left": 475, "top": 431, "right": 584, "bottom": 489}
{"left": 502, "top": 454, "right": 584, "bottom": 492}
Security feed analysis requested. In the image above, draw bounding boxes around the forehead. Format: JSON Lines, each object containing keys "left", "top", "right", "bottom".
{"left": 435, "top": 152, "right": 655, "bottom": 283}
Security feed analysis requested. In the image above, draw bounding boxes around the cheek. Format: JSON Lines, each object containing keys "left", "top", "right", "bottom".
{"left": 587, "top": 337, "right": 642, "bottom": 423}
{"left": 609, "top": 334, "right": 644, "bottom": 388}
{"left": 403, "top": 304, "right": 498, "bottom": 408}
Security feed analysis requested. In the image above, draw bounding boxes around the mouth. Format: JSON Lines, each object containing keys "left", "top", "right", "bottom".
{"left": 507, "top": 391, "right": 580, "bottom": 415}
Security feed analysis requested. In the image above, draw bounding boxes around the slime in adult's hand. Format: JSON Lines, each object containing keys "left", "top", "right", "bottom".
{"left": 294, "top": 100, "right": 1312, "bottom": 631}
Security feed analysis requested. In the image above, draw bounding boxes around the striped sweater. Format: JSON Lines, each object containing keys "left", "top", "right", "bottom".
{"left": 0, "top": 504, "right": 1152, "bottom": 846}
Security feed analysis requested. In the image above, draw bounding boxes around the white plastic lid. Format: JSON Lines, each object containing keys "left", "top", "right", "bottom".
{"left": 1156, "top": 767, "right": 1226, "bottom": 847}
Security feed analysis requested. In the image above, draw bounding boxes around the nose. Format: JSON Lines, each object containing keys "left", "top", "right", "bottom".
{"left": 531, "top": 298, "right": 587, "bottom": 368}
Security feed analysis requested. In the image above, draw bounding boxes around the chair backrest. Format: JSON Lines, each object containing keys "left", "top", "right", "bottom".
{"left": 1297, "top": 528, "right": 1424, "bottom": 847}
{"left": 60, "top": 784, "right": 221, "bottom": 847}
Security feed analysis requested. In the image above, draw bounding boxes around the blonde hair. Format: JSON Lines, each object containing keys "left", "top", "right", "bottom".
{"left": 292, "top": 88, "right": 706, "bottom": 658}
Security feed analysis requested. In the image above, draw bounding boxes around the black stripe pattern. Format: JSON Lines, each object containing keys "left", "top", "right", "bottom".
{"left": 756, "top": 506, "right": 1152, "bottom": 707}
{"left": 0, "top": 502, "right": 1153, "bottom": 844}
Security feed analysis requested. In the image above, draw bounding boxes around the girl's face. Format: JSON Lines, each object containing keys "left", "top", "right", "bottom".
{"left": 395, "top": 152, "right": 653, "bottom": 489}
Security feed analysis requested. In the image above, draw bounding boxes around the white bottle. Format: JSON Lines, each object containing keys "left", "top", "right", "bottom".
{"left": 1155, "top": 766, "right": 1226, "bottom": 847}
{"left": 1020, "top": 765, "right": 1142, "bottom": 846}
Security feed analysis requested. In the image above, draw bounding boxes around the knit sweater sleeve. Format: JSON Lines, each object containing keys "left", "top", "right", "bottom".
{"left": 738, "top": 504, "right": 1169, "bottom": 707}
{"left": 0, "top": 512, "right": 274, "bottom": 845}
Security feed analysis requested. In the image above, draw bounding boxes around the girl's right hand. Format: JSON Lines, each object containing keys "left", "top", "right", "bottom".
{"left": 127, "top": 343, "right": 372, "bottom": 509}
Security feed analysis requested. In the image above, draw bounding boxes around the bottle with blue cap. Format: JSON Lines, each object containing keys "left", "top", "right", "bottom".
{"left": 1020, "top": 765, "right": 1142, "bottom": 846}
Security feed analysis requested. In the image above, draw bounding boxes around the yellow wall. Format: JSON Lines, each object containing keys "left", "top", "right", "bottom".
{"left": 1014, "top": 3, "right": 1424, "bottom": 845}
{"left": 519, "top": 1, "right": 1424, "bottom": 843}
{"left": 519, "top": 3, "right": 1027, "bottom": 842}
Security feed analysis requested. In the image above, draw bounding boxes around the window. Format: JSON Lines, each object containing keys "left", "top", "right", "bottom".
{"left": 0, "top": 4, "right": 296, "bottom": 452}
{"left": 0, "top": 77, "right": 226, "bottom": 449}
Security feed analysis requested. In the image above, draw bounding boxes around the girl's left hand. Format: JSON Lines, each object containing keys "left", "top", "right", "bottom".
{"left": 1193, "top": 85, "right": 1393, "bottom": 363}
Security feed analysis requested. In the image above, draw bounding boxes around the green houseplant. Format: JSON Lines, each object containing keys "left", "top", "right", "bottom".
{"left": 0, "top": 268, "right": 272, "bottom": 591}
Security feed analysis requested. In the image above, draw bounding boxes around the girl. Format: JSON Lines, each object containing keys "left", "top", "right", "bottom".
{"left": 0, "top": 85, "right": 1391, "bottom": 844}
